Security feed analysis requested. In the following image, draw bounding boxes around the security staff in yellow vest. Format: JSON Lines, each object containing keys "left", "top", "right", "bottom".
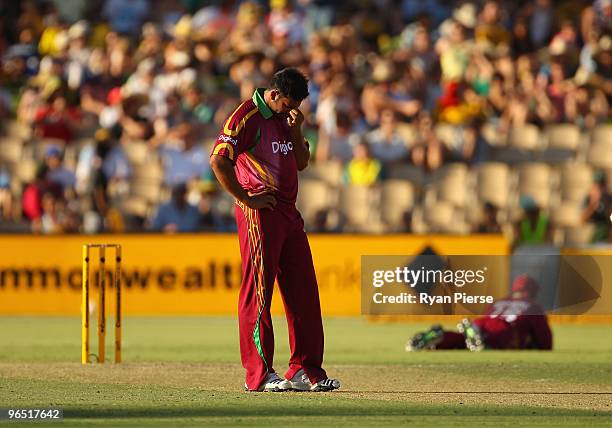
{"left": 515, "top": 195, "right": 551, "bottom": 245}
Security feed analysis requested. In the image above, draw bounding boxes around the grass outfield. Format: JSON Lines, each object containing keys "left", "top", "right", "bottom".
{"left": 0, "top": 317, "right": 611, "bottom": 427}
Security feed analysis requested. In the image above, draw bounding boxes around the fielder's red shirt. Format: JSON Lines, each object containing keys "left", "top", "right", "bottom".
{"left": 211, "top": 88, "right": 299, "bottom": 204}
{"left": 475, "top": 297, "right": 553, "bottom": 350}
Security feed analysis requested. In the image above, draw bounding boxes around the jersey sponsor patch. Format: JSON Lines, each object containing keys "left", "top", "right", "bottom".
{"left": 272, "top": 140, "right": 293, "bottom": 155}
{"left": 219, "top": 134, "right": 238, "bottom": 145}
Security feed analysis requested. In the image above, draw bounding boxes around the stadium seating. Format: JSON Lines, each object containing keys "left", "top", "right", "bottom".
{"left": 591, "top": 124, "right": 612, "bottom": 147}
{"left": 508, "top": 125, "right": 541, "bottom": 150}
{"left": 560, "top": 162, "right": 592, "bottom": 203}
{"left": 338, "top": 185, "right": 381, "bottom": 233}
{"left": 476, "top": 162, "right": 510, "bottom": 208}
{"left": 297, "top": 179, "right": 332, "bottom": 229}
{"left": 518, "top": 163, "right": 553, "bottom": 208}
{"left": 380, "top": 179, "right": 415, "bottom": 231}
{"left": 299, "top": 161, "right": 343, "bottom": 187}
{"left": 546, "top": 124, "right": 581, "bottom": 151}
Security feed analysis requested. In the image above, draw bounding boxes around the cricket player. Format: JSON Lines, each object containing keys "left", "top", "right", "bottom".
{"left": 406, "top": 274, "right": 553, "bottom": 351}
{"left": 209, "top": 68, "right": 340, "bottom": 392}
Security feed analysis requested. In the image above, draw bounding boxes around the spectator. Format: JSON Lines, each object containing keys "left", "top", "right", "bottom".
{"left": 437, "top": 20, "right": 471, "bottom": 83}
{"left": 191, "top": 0, "right": 236, "bottom": 43}
{"left": 475, "top": 201, "right": 502, "bottom": 234}
{"left": 34, "top": 91, "right": 81, "bottom": 144}
{"left": 39, "top": 191, "right": 80, "bottom": 234}
{"left": 4, "top": 29, "right": 39, "bottom": 76}
{"left": 103, "top": 0, "right": 150, "bottom": 36}
{"left": 134, "top": 23, "right": 163, "bottom": 63}
{"left": 267, "top": 0, "right": 305, "bottom": 47}
{"left": 344, "top": 141, "right": 381, "bottom": 186}
{"left": 361, "top": 60, "right": 421, "bottom": 126}
{"left": 159, "top": 124, "right": 210, "bottom": 187}
{"left": 582, "top": 172, "right": 611, "bottom": 243}
{"left": 0, "top": 169, "right": 13, "bottom": 221}
{"left": 365, "top": 109, "right": 409, "bottom": 164}
{"left": 195, "top": 181, "right": 229, "bottom": 232}
{"left": 528, "top": 0, "right": 554, "bottom": 49}
{"left": 66, "top": 21, "right": 91, "bottom": 90}
{"left": 515, "top": 195, "right": 551, "bottom": 245}
{"left": 512, "top": 18, "right": 534, "bottom": 56}
{"left": 150, "top": 182, "right": 201, "bottom": 233}
{"left": 76, "top": 128, "right": 130, "bottom": 232}
{"left": 103, "top": 138, "right": 132, "bottom": 185}
{"left": 438, "top": 81, "right": 484, "bottom": 125}
{"left": 44, "top": 146, "right": 76, "bottom": 192}
{"left": 302, "top": 0, "right": 335, "bottom": 36}
{"left": 316, "top": 110, "right": 357, "bottom": 162}
{"left": 22, "top": 165, "right": 53, "bottom": 230}
{"left": 226, "top": 2, "right": 268, "bottom": 55}
{"left": 411, "top": 112, "right": 447, "bottom": 172}
{"left": 447, "top": 120, "right": 488, "bottom": 164}
{"left": 475, "top": 1, "right": 511, "bottom": 51}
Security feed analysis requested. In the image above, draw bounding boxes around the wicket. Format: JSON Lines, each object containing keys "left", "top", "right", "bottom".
{"left": 81, "top": 244, "right": 122, "bottom": 364}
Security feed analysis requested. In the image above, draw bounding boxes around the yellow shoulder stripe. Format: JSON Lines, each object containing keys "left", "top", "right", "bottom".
{"left": 213, "top": 143, "right": 235, "bottom": 160}
{"left": 223, "top": 104, "right": 259, "bottom": 137}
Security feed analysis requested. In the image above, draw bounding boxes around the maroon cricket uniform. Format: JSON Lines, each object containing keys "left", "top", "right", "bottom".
{"left": 439, "top": 297, "right": 553, "bottom": 349}
{"left": 211, "top": 88, "right": 326, "bottom": 390}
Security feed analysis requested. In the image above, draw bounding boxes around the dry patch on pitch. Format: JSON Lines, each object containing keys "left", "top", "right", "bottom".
{"left": 0, "top": 362, "right": 241, "bottom": 391}
{"left": 1, "top": 362, "right": 611, "bottom": 412}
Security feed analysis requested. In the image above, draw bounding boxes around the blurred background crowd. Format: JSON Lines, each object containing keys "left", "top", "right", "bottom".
{"left": 0, "top": 0, "right": 610, "bottom": 245}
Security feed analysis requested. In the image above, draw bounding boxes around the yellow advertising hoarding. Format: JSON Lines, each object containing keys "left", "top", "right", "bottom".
{"left": 0, "top": 234, "right": 509, "bottom": 316}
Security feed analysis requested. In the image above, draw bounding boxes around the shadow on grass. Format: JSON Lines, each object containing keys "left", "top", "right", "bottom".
{"left": 63, "top": 404, "right": 612, "bottom": 420}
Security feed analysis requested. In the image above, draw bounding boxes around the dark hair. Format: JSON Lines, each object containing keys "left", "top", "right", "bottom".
{"left": 269, "top": 68, "right": 309, "bottom": 102}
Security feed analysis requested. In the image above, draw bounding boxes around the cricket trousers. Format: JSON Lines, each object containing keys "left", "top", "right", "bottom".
{"left": 235, "top": 200, "right": 327, "bottom": 390}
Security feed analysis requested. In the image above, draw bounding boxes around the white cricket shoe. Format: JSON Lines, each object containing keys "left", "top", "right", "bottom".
{"left": 288, "top": 369, "right": 341, "bottom": 392}
{"left": 288, "top": 369, "right": 311, "bottom": 391}
{"left": 247, "top": 372, "right": 291, "bottom": 392}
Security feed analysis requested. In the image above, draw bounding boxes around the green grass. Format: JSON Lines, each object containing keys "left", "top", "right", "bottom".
{"left": 1, "top": 317, "right": 611, "bottom": 427}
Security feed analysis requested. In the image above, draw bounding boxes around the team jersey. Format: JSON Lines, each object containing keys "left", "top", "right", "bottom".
{"left": 474, "top": 297, "right": 553, "bottom": 350}
{"left": 211, "top": 88, "right": 300, "bottom": 204}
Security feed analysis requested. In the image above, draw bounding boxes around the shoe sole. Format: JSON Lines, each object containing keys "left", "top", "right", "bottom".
{"left": 289, "top": 381, "right": 311, "bottom": 392}
{"left": 263, "top": 386, "right": 291, "bottom": 392}
{"left": 289, "top": 381, "right": 341, "bottom": 392}
{"left": 244, "top": 381, "right": 292, "bottom": 392}
{"left": 310, "top": 385, "right": 340, "bottom": 392}
{"left": 264, "top": 381, "right": 292, "bottom": 392}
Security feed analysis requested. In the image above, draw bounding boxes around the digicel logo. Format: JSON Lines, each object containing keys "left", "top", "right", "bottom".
{"left": 219, "top": 134, "right": 238, "bottom": 145}
{"left": 272, "top": 141, "right": 293, "bottom": 155}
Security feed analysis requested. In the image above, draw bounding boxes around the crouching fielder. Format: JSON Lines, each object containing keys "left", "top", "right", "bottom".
{"left": 210, "top": 68, "right": 340, "bottom": 392}
{"left": 407, "top": 274, "right": 553, "bottom": 351}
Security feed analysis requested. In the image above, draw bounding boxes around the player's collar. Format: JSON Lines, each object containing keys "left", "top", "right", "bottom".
{"left": 252, "top": 88, "right": 273, "bottom": 119}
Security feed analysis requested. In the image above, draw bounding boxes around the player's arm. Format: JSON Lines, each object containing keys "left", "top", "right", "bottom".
{"left": 287, "top": 109, "right": 310, "bottom": 171}
{"left": 210, "top": 155, "right": 276, "bottom": 210}
{"left": 211, "top": 102, "right": 277, "bottom": 209}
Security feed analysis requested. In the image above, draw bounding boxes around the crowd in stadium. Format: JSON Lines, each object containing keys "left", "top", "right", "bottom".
{"left": 0, "top": 0, "right": 610, "bottom": 244}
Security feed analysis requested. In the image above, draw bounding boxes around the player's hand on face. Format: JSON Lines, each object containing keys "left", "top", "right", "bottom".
{"left": 246, "top": 191, "right": 277, "bottom": 210}
{"left": 287, "top": 109, "right": 304, "bottom": 128}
